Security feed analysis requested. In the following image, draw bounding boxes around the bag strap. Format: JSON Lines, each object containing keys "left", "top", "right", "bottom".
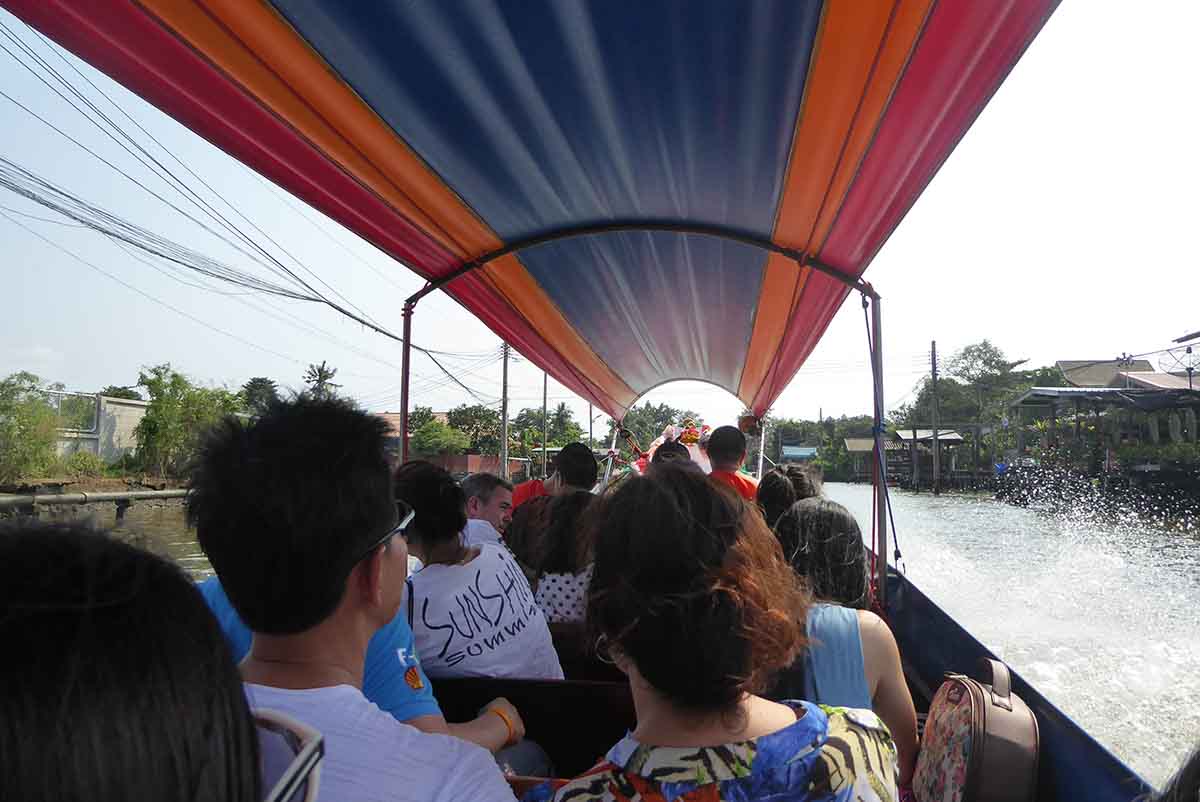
{"left": 977, "top": 657, "right": 1014, "bottom": 712}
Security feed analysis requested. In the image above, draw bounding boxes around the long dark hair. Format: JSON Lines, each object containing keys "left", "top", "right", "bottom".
{"left": 773, "top": 497, "right": 872, "bottom": 609}
{"left": 0, "top": 519, "right": 260, "bottom": 802}
{"left": 535, "top": 490, "right": 595, "bottom": 574}
{"left": 756, "top": 468, "right": 797, "bottom": 528}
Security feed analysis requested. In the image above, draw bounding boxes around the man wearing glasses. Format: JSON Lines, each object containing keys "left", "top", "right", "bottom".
{"left": 189, "top": 397, "right": 518, "bottom": 802}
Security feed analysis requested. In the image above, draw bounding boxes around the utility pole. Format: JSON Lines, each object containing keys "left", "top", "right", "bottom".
{"left": 541, "top": 371, "right": 549, "bottom": 478}
{"left": 500, "top": 343, "right": 510, "bottom": 479}
{"left": 588, "top": 402, "right": 593, "bottom": 450}
{"left": 931, "top": 340, "right": 941, "bottom": 496}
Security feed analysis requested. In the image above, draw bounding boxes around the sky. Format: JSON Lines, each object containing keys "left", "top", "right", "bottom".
{"left": 2, "top": 2, "right": 1198, "bottom": 437}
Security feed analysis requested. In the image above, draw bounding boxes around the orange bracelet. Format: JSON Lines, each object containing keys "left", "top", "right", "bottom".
{"left": 489, "top": 707, "right": 516, "bottom": 746}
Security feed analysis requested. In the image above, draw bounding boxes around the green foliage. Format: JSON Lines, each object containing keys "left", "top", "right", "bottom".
{"left": 409, "top": 406, "right": 435, "bottom": 431}
{"left": 303, "top": 361, "right": 340, "bottom": 400}
{"left": 241, "top": 376, "right": 280, "bottom": 415}
{"left": 605, "top": 402, "right": 702, "bottom": 456}
{"left": 447, "top": 403, "right": 501, "bottom": 454}
{"left": 134, "top": 364, "right": 242, "bottom": 477}
{"left": 1115, "top": 442, "right": 1200, "bottom": 465}
{"left": 63, "top": 450, "right": 106, "bottom": 478}
{"left": 99, "top": 385, "right": 142, "bottom": 400}
{"left": 509, "top": 404, "right": 587, "bottom": 457}
{"left": 56, "top": 394, "right": 97, "bottom": 431}
{"left": 410, "top": 419, "right": 470, "bottom": 456}
{"left": 0, "top": 371, "right": 58, "bottom": 483}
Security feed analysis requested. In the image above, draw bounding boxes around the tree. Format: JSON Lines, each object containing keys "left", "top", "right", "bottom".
{"left": 241, "top": 377, "right": 280, "bottom": 415}
{"left": 303, "top": 361, "right": 340, "bottom": 400}
{"left": 606, "top": 402, "right": 696, "bottom": 455}
{"left": 409, "top": 406, "right": 435, "bottom": 432}
{"left": 0, "top": 371, "right": 58, "bottom": 483}
{"left": 135, "top": 364, "right": 241, "bottom": 476}
{"left": 447, "top": 403, "right": 501, "bottom": 454}
{"left": 99, "top": 385, "right": 142, "bottom": 400}
{"left": 410, "top": 419, "right": 469, "bottom": 456}
{"left": 548, "top": 402, "right": 584, "bottom": 446}
{"left": 946, "top": 340, "right": 1019, "bottom": 386}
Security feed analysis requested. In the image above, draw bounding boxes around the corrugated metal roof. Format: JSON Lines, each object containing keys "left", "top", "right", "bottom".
{"left": 1113, "top": 372, "right": 1196, "bottom": 391}
{"left": 1057, "top": 359, "right": 1154, "bottom": 388}
{"left": 845, "top": 438, "right": 905, "bottom": 452}
{"left": 892, "top": 430, "right": 964, "bottom": 443}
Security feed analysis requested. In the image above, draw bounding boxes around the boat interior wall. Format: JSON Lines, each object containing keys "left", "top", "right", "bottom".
{"left": 430, "top": 677, "right": 635, "bottom": 778}
{"left": 885, "top": 571, "right": 1152, "bottom": 802}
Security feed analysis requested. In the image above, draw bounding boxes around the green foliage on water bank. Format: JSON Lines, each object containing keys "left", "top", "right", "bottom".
{"left": 0, "top": 372, "right": 59, "bottom": 484}
{"left": 410, "top": 418, "right": 470, "bottom": 455}
{"left": 134, "top": 364, "right": 242, "bottom": 477}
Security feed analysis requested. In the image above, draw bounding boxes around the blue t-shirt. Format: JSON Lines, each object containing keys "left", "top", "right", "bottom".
{"left": 197, "top": 577, "right": 442, "bottom": 723}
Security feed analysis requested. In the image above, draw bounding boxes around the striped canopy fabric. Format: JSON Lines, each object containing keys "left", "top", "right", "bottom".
{"left": 5, "top": 0, "right": 1058, "bottom": 419}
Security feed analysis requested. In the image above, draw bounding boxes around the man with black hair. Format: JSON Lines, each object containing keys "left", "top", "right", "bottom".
{"left": 188, "top": 397, "right": 516, "bottom": 802}
{"left": 707, "top": 425, "right": 759, "bottom": 500}
{"left": 506, "top": 443, "right": 598, "bottom": 575}
{"left": 461, "top": 472, "right": 513, "bottom": 547}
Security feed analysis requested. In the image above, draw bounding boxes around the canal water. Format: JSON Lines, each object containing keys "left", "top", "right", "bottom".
{"left": 827, "top": 482, "right": 1198, "bottom": 788}
{"left": 95, "top": 486, "right": 1197, "bottom": 786}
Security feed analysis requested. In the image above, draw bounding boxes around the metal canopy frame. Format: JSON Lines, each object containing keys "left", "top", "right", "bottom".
{"left": 396, "top": 221, "right": 891, "bottom": 606}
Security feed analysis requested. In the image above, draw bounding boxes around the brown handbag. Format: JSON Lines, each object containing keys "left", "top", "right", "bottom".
{"left": 912, "top": 658, "right": 1040, "bottom": 802}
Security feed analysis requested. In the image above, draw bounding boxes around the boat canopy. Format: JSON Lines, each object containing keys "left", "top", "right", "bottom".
{"left": 4, "top": 0, "right": 1058, "bottom": 419}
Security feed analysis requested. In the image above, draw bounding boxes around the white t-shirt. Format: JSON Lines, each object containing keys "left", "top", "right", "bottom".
{"left": 534, "top": 565, "right": 593, "bottom": 623}
{"left": 462, "top": 518, "right": 503, "bottom": 548}
{"left": 408, "top": 543, "right": 565, "bottom": 680}
{"left": 243, "top": 683, "right": 515, "bottom": 802}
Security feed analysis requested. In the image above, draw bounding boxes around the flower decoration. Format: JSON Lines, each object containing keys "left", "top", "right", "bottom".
{"left": 678, "top": 418, "right": 703, "bottom": 445}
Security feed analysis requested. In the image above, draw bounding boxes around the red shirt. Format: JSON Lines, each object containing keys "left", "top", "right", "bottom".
{"left": 709, "top": 470, "right": 758, "bottom": 501}
{"left": 512, "top": 478, "right": 547, "bottom": 509}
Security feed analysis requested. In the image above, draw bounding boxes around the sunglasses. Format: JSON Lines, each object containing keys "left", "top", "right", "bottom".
{"left": 254, "top": 709, "right": 324, "bottom": 802}
{"left": 350, "top": 500, "right": 416, "bottom": 565}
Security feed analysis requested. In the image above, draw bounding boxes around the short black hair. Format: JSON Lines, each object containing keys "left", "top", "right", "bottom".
{"left": 706, "top": 425, "right": 747, "bottom": 466}
{"left": 188, "top": 397, "right": 395, "bottom": 634}
{"left": 0, "top": 520, "right": 259, "bottom": 801}
{"left": 651, "top": 440, "right": 691, "bottom": 465}
{"left": 394, "top": 460, "right": 467, "bottom": 548}
{"left": 461, "top": 472, "right": 513, "bottom": 504}
{"left": 554, "top": 442, "right": 598, "bottom": 488}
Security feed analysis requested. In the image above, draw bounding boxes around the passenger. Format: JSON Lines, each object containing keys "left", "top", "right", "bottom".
{"left": 784, "top": 463, "right": 824, "bottom": 500}
{"left": 530, "top": 490, "right": 595, "bottom": 623}
{"left": 463, "top": 472, "right": 514, "bottom": 547}
{"left": 188, "top": 397, "right": 517, "bottom": 802}
{"left": 511, "top": 476, "right": 548, "bottom": 509}
{"left": 397, "top": 460, "right": 565, "bottom": 681}
{"left": 649, "top": 439, "right": 692, "bottom": 466}
{"left": 770, "top": 497, "right": 919, "bottom": 789}
{"left": 706, "top": 424, "right": 759, "bottom": 500}
{"left": 756, "top": 467, "right": 797, "bottom": 528}
{"left": 0, "top": 519, "right": 260, "bottom": 802}
{"left": 1151, "top": 746, "right": 1200, "bottom": 801}
{"left": 506, "top": 443, "right": 598, "bottom": 572}
{"left": 536, "top": 465, "right": 898, "bottom": 801}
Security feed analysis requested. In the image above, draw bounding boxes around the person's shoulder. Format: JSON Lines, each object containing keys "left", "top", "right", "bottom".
{"left": 817, "top": 704, "right": 898, "bottom": 793}
{"left": 535, "top": 761, "right": 621, "bottom": 801}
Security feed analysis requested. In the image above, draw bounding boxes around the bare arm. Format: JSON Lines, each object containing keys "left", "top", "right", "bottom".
{"left": 404, "top": 698, "right": 525, "bottom": 754}
{"left": 859, "top": 610, "right": 919, "bottom": 787}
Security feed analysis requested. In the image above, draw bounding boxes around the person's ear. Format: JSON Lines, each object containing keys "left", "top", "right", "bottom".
{"left": 360, "top": 546, "right": 389, "bottom": 609}
{"left": 466, "top": 496, "right": 480, "bottom": 516}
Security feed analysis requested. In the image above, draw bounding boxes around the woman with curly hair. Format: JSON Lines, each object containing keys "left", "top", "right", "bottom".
{"left": 531, "top": 465, "right": 898, "bottom": 802}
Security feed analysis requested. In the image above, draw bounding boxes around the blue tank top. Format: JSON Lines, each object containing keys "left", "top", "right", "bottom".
{"left": 802, "top": 603, "right": 872, "bottom": 709}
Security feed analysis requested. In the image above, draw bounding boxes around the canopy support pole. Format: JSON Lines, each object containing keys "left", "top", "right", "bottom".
{"left": 757, "top": 422, "right": 767, "bottom": 479}
{"left": 870, "top": 293, "right": 889, "bottom": 609}
{"left": 400, "top": 301, "right": 414, "bottom": 464}
{"left": 602, "top": 426, "right": 620, "bottom": 485}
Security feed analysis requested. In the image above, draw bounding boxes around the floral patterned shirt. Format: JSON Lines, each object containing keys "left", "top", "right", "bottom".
{"left": 523, "top": 701, "right": 897, "bottom": 802}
